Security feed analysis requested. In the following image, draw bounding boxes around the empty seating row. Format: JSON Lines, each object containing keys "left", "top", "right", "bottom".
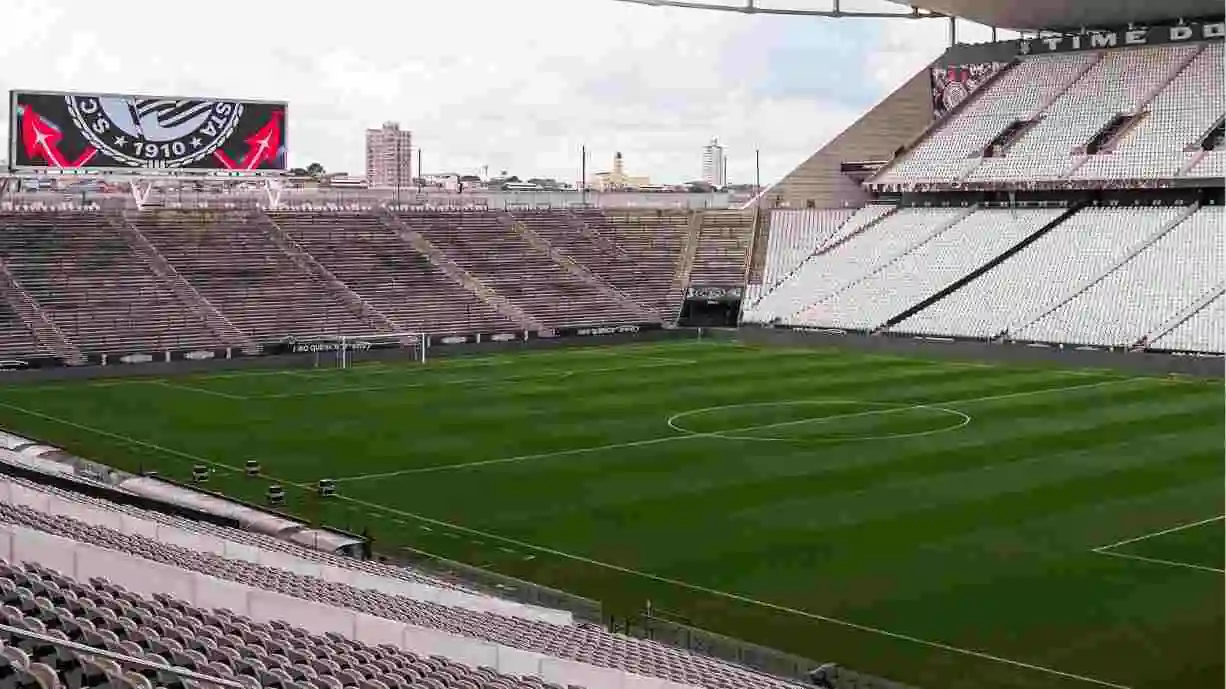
{"left": 895, "top": 206, "right": 1186, "bottom": 340}
{"left": 569, "top": 211, "right": 691, "bottom": 318}
{"left": 130, "top": 213, "right": 375, "bottom": 343}
{"left": 688, "top": 213, "right": 754, "bottom": 287}
{"left": 876, "top": 41, "right": 1224, "bottom": 185}
{"left": 0, "top": 558, "right": 570, "bottom": 689}
{"left": 875, "top": 53, "right": 1097, "bottom": 184}
{"left": 271, "top": 214, "right": 518, "bottom": 335}
{"left": 742, "top": 205, "right": 895, "bottom": 322}
{"left": 1151, "top": 292, "right": 1225, "bottom": 353}
{"left": 1016, "top": 206, "right": 1222, "bottom": 347}
{"left": 795, "top": 208, "right": 1063, "bottom": 330}
{"left": 398, "top": 213, "right": 640, "bottom": 329}
{"left": 0, "top": 496, "right": 800, "bottom": 689}
{"left": 745, "top": 207, "right": 965, "bottom": 325}
{"left": 0, "top": 302, "right": 46, "bottom": 359}
{"left": 512, "top": 212, "right": 668, "bottom": 319}
{"left": 0, "top": 214, "right": 217, "bottom": 354}
{"left": 753, "top": 210, "right": 856, "bottom": 292}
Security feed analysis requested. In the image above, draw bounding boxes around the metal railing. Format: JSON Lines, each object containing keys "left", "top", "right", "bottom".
{"left": 0, "top": 623, "right": 245, "bottom": 689}
{"left": 621, "top": 611, "right": 920, "bottom": 689}
{"left": 390, "top": 547, "right": 603, "bottom": 623}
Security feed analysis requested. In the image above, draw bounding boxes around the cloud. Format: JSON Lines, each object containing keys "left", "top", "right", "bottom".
{"left": 0, "top": 0, "right": 997, "bottom": 184}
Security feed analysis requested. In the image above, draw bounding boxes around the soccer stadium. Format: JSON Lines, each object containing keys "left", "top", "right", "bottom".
{"left": 0, "top": 1, "right": 1221, "bottom": 689}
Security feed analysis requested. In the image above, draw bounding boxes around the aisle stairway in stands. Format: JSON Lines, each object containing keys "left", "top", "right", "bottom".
{"left": 568, "top": 209, "right": 693, "bottom": 319}
{"left": 275, "top": 212, "right": 521, "bottom": 335}
{"left": 1016, "top": 205, "right": 1222, "bottom": 347}
{"left": 797, "top": 207, "right": 1064, "bottom": 331}
{"left": 0, "top": 213, "right": 215, "bottom": 355}
{"left": 893, "top": 206, "right": 1193, "bottom": 340}
{"left": 378, "top": 210, "right": 544, "bottom": 331}
{"left": 258, "top": 213, "right": 404, "bottom": 337}
{"left": 768, "top": 206, "right": 966, "bottom": 326}
{"left": 505, "top": 212, "right": 661, "bottom": 323}
{"left": 0, "top": 258, "right": 77, "bottom": 361}
{"left": 396, "top": 212, "right": 640, "bottom": 329}
{"left": 112, "top": 214, "right": 257, "bottom": 352}
{"left": 742, "top": 204, "right": 898, "bottom": 323}
{"left": 130, "top": 211, "right": 372, "bottom": 343}
{"left": 1150, "top": 290, "right": 1226, "bottom": 353}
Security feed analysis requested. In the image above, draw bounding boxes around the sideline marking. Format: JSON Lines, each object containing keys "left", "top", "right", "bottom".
{"left": 1091, "top": 515, "right": 1225, "bottom": 574}
{"left": 665, "top": 399, "right": 971, "bottom": 443}
{"left": 0, "top": 398, "right": 1144, "bottom": 688}
{"left": 339, "top": 377, "right": 1152, "bottom": 481}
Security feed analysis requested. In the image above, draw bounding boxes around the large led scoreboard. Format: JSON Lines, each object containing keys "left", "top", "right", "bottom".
{"left": 8, "top": 90, "right": 287, "bottom": 173}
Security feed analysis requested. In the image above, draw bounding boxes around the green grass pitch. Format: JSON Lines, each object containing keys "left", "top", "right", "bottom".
{"left": 0, "top": 340, "right": 1220, "bottom": 689}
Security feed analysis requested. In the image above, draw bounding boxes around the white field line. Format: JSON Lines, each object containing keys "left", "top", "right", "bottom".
{"left": 338, "top": 377, "right": 1154, "bottom": 481}
{"left": 146, "top": 380, "right": 247, "bottom": 400}
{"left": 339, "top": 502, "right": 1139, "bottom": 689}
{"left": 1093, "top": 549, "right": 1225, "bottom": 575}
{"left": 664, "top": 400, "right": 971, "bottom": 443}
{"left": 345, "top": 404, "right": 957, "bottom": 482}
{"left": 0, "top": 396, "right": 1146, "bottom": 689}
{"left": 1090, "top": 515, "right": 1225, "bottom": 575}
{"left": 1093, "top": 514, "right": 1226, "bottom": 552}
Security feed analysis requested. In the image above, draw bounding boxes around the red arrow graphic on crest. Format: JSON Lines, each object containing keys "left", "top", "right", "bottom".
{"left": 20, "top": 106, "right": 97, "bottom": 169}
{"left": 213, "top": 110, "right": 284, "bottom": 171}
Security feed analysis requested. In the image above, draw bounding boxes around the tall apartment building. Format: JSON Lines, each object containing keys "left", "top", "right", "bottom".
{"left": 365, "top": 122, "right": 413, "bottom": 188}
{"left": 701, "top": 137, "right": 726, "bottom": 188}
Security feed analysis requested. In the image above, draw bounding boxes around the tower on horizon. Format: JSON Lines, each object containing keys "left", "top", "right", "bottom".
{"left": 701, "top": 137, "right": 726, "bottom": 188}
{"left": 365, "top": 122, "right": 413, "bottom": 189}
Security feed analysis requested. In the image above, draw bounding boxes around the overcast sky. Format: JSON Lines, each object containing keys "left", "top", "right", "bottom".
{"left": 1, "top": 0, "right": 1011, "bottom": 184}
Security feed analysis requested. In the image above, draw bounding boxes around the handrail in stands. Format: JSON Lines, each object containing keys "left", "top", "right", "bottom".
{"left": 0, "top": 622, "right": 247, "bottom": 689}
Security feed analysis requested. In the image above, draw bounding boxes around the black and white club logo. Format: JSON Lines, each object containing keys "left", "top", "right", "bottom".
{"left": 66, "top": 96, "right": 243, "bottom": 168}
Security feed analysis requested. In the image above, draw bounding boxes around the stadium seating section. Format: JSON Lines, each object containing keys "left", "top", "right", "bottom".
{"left": 742, "top": 39, "right": 1224, "bottom": 354}
{"left": 746, "top": 203, "right": 1222, "bottom": 352}
{"left": 0, "top": 209, "right": 752, "bottom": 356}
{"left": 875, "top": 42, "right": 1225, "bottom": 185}
{"left": 0, "top": 472, "right": 805, "bottom": 689}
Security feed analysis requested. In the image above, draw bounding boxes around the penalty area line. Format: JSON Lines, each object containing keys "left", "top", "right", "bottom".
{"left": 0, "top": 398, "right": 1137, "bottom": 688}
{"left": 1090, "top": 515, "right": 1225, "bottom": 574}
{"left": 1092, "top": 549, "right": 1225, "bottom": 575}
{"left": 146, "top": 380, "right": 248, "bottom": 400}
{"left": 1093, "top": 514, "right": 1225, "bottom": 552}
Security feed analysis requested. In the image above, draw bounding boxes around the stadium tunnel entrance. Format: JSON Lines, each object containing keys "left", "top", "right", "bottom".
{"left": 678, "top": 285, "right": 742, "bottom": 327}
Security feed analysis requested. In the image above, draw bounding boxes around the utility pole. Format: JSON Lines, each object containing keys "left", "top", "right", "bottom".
{"left": 580, "top": 144, "right": 588, "bottom": 206}
{"left": 754, "top": 148, "right": 761, "bottom": 200}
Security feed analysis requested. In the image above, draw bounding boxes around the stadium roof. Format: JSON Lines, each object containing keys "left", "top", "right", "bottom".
{"left": 890, "top": 0, "right": 1224, "bottom": 30}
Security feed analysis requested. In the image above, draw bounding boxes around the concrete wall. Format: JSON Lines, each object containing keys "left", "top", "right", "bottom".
{"left": 0, "top": 329, "right": 700, "bottom": 384}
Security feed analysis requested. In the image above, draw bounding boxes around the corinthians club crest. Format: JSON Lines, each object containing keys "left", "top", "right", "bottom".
{"left": 66, "top": 95, "right": 244, "bottom": 168}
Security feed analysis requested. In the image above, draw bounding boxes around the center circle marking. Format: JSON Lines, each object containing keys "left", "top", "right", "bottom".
{"left": 666, "top": 399, "right": 971, "bottom": 443}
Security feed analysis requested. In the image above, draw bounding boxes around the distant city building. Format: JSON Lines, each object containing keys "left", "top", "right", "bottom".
{"left": 588, "top": 152, "right": 650, "bottom": 191}
{"left": 365, "top": 122, "right": 413, "bottom": 188}
{"left": 701, "top": 138, "right": 726, "bottom": 188}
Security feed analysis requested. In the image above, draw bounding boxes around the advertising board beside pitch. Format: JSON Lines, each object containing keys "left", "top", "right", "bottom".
{"left": 8, "top": 90, "right": 288, "bottom": 173}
